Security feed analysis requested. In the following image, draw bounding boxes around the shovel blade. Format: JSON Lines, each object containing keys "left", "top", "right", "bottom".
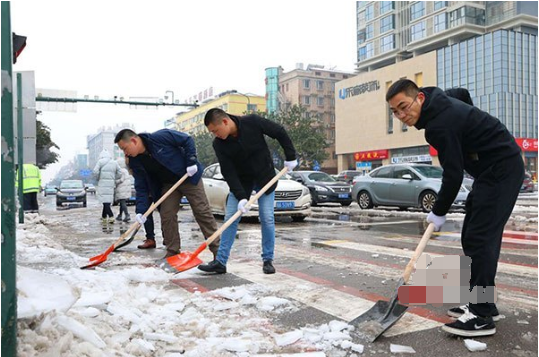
{"left": 80, "top": 255, "right": 108, "bottom": 269}
{"left": 161, "top": 252, "right": 203, "bottom": 273}
{"left": 114, "top": 227, "right": 140, "bottom": 251}
{"left": 350, "top": 300, "right": 408, "bottom": 342}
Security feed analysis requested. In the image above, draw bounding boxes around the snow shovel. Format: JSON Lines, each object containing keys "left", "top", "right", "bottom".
{"left": 80, "top": 173, "right": 189, "bottom": 269}
{"left": 162, "top": 167, "right": 290, "bottom": 273}
{"left": 350, "top": 223, "right": 435, "bottom": 342}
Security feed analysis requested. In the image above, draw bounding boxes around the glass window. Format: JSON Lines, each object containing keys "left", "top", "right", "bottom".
{"left": 434, "top": 13, "right": 446, "bottom": 33}
{"left": 317, "top": 97, "right": 324, "bottom": 106}
{"left": 303, "top": 79, "right": 310, "bottom": 89}
{"left": 411, "top": 2, "right": 425, "bottom": 21}
{"left": 372, "top": 166, "right": 392, "bottom": 178}
{"left": 366, "top": 23, "right": 374, "bottom": 40}
{"left": 365, "top": 4, "right": 374, "bottom": 21}
{"left": 303, "top": 96, "right": 310, "bottom": 105}
{"left": 357, "top": 29, "right": 366, "bottom": 45}
{"left": 316, "top": 80, "right": 324, "bottom": 90}
{"left": 380, "top": 15, "right": 394, "bottom": 33}
{"left": 393, "top": 167, "right": 419, "bottom": 180}
{"left": 380, "top": 34, "right": 395, "bottom": 53}
{"left": 411, "top": 21, "right": 425, "bottom": 41}
{"left": 414, "top": 166, "right": 443, "bottom": 178}
{"left": 380, "top": 1, "right": 394, "bottom": 14}
{"left": 434, "top": 1, "right": 447, "bottom": 11}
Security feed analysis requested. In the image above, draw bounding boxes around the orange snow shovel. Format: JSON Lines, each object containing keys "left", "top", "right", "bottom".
{"left": 163, "top": 167, "right": 290, "bottom": 273}
{"left": 350, "top": 223, "right": 435, "bottom": 342}
{"left": 80, "top": 173, "right": 189, "bottom": 269}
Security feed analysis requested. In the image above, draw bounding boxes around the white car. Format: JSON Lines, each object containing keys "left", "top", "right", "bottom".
{"left": 202, "top": 163, "right": 311, "bottom": 222}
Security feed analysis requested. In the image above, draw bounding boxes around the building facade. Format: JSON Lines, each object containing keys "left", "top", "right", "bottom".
{"left": 174, "top": 91, "right": 266, "bottom": 136}
{"left": 265, "top": 64, "right": 356, "bottom": 174}
{"left": 87, "top": 123, "right": 134, "bottom": 169}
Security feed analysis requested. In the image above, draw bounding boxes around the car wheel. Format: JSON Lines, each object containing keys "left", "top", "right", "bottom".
{"left": 292, "top": 216, "right": 306, "bottom": 222}
{"left": 419, "top": 191, "right": 437, "bottom": 212}
{"left": 357, "top": 191, "right": 373, "bottom": 209}
{"left": 56, "top": 201, "right": 62, "bottom": 207}
{"left": 340, "top": 202, "right": 352, "bottom": 207}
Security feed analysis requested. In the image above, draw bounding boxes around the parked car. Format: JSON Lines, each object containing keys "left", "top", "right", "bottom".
{"left": 56, "top": 180, "right": 87, "bottom": 207}
{"left": 202, "top": 163, "right": 311, "bottom": 222}
{"left": 43, "top": 184, "right": 57, "bottom": 196}
{"left": 289, "top": 171, "right": 353, "bottom": 206}
{"left": 85, "top": 183, "right": 96, "bottom": 195}
{"left": 352, "top": 164, "right": 472, "bottom": 212}
{"left": 336, "top": 170, "right": 363, "bottom": 184}
{"left": 521, "top": 172, "right": 535, "bottom": 193}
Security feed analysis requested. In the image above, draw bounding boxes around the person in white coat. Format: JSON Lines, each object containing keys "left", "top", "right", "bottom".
{"left": 93, "top": 150, "right": 122, "bottom": 223}
{"left": 115, "top": 158, "right": 132, "bottom": 222}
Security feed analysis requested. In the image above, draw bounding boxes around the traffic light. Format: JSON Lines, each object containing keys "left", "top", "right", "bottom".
{"left": 12, "top": 32, "right": 26, "bottom": 64}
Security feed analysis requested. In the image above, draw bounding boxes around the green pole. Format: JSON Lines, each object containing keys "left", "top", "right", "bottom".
{"left": 1, "top": 2, "right": 18, "bottom": 356}
{"left": 17, "top": 73, "right": 23, "bottom": 223}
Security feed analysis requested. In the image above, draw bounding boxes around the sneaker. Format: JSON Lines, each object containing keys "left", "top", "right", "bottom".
{"left": 263, "top": 260, "right": 276, "bottom": 274}
{"left": 447, "top": 304, "right": 501, "bottom": 322}
{"left": 198, "top": 260, "right": 227, "bottom": 274}
{"left": 123, "top": 216, "right": 131, "bottom": 223}
{"left": 108, "top": 217, "right": 115, "bottom": 224}
{"left": 101, "top": 218, "right": 108, "bottom": 224}
{"left": 116, "top": 215, "right": 123, "bottom": 221}
{"left": 137, "top": 239, "right": 156, "bottom": 249}
{"left": 442, "top": 310, "right": 496, "bottom": 337}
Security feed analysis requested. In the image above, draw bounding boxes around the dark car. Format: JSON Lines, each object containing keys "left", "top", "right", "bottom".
{"left": 289, "top": 171, "right": 352, "bottom": 206}
{"left": 521, "top": 172, "right": 535, "bottom": 193}
{"left": 336, "top": 170, "right": 363, "bottom": 184}
{"left": 56, "top": 180, "right": 87, "bottom": 207}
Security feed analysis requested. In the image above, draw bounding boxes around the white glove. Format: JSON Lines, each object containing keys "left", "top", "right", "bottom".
{"left": 238, "top": 199, "right": 251, "bottom": 213}
{"left": 186, "top": 164, "right": 198, "bottom": 177}
{"left": 135, "top": 213, "right": 147, "bottom": 225}
{"left": 284, "top": 159, "right": 298, "bottom": 172}
{"left": 426, "top": 211, "right": 446, "bottom": 232}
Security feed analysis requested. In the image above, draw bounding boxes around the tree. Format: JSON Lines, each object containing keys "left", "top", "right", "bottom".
{"left": 261, "top": 105, "right": 329, "bottom": 170}
{"left": 194, "top": 131, "right": 217, "bottom": 167}
{"left": 36, "top": 119, "right": 60, "bottom": 169}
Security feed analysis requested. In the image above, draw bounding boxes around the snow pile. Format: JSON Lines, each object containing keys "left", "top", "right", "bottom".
{"left": 464, "top": 339, "right": 487, "bottom": 352}
{"left": 15, "top": 218, "right": 365, "bottom": 356}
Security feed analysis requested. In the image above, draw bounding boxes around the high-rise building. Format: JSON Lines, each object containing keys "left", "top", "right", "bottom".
{"left": 87, "top": 123, "right": 134, "bottom": 169}
{"left": 265, "top": 64, "right": 356, "bottom": 173}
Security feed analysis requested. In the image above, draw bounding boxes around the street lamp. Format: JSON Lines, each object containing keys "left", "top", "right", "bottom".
{"left": 237, "top": 92, "right": 251, "bottom": 112}
{"left": 165, "top": 90, "right": 175, "bottom": 105}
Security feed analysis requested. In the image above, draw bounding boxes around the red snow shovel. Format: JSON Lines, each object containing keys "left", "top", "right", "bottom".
{"left": 163, "top": 167, "right": 290, "bottom": 273}
{"left": 350, "top": 223, "right": 435, "bottom": 342}
{"left": 80, "top": 173, "right": 189, "bottom": 269}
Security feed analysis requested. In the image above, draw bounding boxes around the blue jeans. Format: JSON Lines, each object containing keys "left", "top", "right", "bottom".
{"left": 216, "top": 189, "right": 275, "bottom": 266}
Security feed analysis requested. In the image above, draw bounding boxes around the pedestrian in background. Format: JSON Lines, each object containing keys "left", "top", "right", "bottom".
{"left": 386, "top": 79, "right": 524, "bottom": 337}
{"left": 93, "top": 150, "right": 122, "bottom": 224}
{"left": 115, "top": 158, "right": 132, "bottom": 222}
{"left": 16, "top": 163, "right": 41, "bottom": 213}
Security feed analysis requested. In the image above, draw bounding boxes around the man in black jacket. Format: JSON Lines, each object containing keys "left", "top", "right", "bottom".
{"left": 198, "top": 109, "right": 297, "bottom": 274}
{"left": 386, "top": 79, "right": 524, "bottom": 337}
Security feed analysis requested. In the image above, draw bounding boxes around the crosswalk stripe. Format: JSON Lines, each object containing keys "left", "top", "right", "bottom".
{"left": 229, "top": 261, "right": 443, "bottom": 338}
{"left": 318, "top": 240, "right": 538, "bottom": 279}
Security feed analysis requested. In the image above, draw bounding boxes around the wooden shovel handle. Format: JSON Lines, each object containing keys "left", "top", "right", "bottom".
{"left": 112, "top": 173, "right": 189, "bottom": 248}
{"left": 402, "top": 223, "right": 435, "bottom": 284}
{"left": 203, "top": 167, "right": 289, "bottom": 247}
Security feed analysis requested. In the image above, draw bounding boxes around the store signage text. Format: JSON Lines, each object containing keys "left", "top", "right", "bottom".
{"left": 515, "top": 138, "right": 538, "bottom": 152}
{"left": 391, "top": 155, "right": 432, "bottom": 164}
{"left": 339, "top": 80, "right": 380, "bottom": 99}
{"left": 354, "top": 149, "right": 388, "bottom": 161}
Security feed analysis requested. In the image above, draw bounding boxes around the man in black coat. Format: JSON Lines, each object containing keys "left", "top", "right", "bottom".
{"left": 386, "top": 79, "right": 524, "bottom": 337}
{"left": 198, "top": 109, "right": 297, "bottom": 274}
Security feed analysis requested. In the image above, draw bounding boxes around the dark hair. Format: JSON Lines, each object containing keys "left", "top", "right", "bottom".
{"left": 204, "top": 108, "right": 229, "bottom": 126}
{"left": 385, "top": 79, "right": 420, "bottom": 102}
{"left": 114, "top": 129, "right": 138, "bottom": 144}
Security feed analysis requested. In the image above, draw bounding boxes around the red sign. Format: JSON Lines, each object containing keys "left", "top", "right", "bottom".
{"left": 429, "top": 146, "right": 438, "bottom": 156}
{"left": 515, "top": 138, "right": 538, "bottom": 152}
{"left": 354, "top": 149, "right": 388, "bottom": 161}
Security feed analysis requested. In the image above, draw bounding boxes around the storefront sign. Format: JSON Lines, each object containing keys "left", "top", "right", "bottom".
{"left": 354, "top": 149, "right": 388, "bottom": 161}
{"left": 356, "top": 162, "right": 372, "bottom": 170}
{"left": 391, "top": 155, "right": 432, "bottom": 164}
{"left": 339, "top": 80, "right": 380, "bottom": 99}
{"left": 515, "top": 138, "right": 538, "bottom": 152}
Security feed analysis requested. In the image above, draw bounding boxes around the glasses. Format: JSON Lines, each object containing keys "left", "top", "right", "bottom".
{"left": 392, "top": 95, "right": 418, "bottom": 118}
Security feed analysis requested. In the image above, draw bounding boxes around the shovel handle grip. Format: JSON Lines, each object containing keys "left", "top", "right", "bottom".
{"left": 203, "top": 167, "right": 289, "bottom": 247}
{"left": 112, "top": 173, "right": 189, "bottom": 248}
{"left": 402, "top": 223, "right": 435, "bottom": 284}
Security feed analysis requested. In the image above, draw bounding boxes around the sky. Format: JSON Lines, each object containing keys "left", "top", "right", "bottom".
{"left": 10, "top": 1, "right": 358, "bottom": 184}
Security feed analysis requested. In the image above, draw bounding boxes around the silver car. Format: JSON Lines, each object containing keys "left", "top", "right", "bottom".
{"left": 202, "top": 163, "right": 312, "bottom": 222}
{"left": 352, "top": 164, "right": 472, "bottom": 212}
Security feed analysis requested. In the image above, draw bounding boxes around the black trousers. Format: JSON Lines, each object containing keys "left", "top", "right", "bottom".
{"left": 101, "top": 203, "right": 114, "bottom": 218}
{"left": 463, "top": 155, "right": 524, "bottom": 317}
{"left": 23, "top": 192, "right": 38, "bottom": 211}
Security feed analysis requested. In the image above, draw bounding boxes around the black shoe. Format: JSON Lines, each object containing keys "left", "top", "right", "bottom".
{"left": 263, "top": 260, "right": 275, "bottom": 274}
{"left": 116, "top": 215, "right": 123, "bottom": 221}
{"left": 447, "top": 304, "right": 501, "bottom": 322}
{"left": 442, "top": 310, "right": 496, "bottom": 337}
{"left": 123, "top": 216, "right": 131, "bottom": 222}
{"left": 198, "top": 260, "right": 227, "bottom": 274}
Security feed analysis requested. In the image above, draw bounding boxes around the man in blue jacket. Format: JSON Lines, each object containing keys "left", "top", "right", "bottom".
{"left": 386, "top": 79, "right": 524, "bottom": 337}
{"left": 114, "top": 129, "right": 219, "bottom": 259}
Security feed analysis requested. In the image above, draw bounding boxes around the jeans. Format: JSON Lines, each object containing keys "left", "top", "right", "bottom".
{"left": 117, "top": 199, "right": 129, "bottom": 218}
{"left": 144, "top": 213, "right": 155, "bottom": 240}
{"left": 216, "top": 189, "right": 275, "bottom": 266}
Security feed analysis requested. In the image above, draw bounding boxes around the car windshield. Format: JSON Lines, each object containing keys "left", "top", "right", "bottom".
{"left": 307, "top": 172, "right": 336, "bottom": 182}
{"left": 60, "top": 181, "right": 83, "bottom": 189}
{"left": 413, "top": 166, "right": 443, "bottom": 178}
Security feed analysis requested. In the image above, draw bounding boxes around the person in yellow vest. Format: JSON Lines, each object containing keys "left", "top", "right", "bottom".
{"left": 15, "top": 163, "right": 42, "bottom": 213}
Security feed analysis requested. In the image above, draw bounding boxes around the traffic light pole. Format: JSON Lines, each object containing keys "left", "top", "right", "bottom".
{"left": 35, "top": 96, "right": 199, "bottom": 108}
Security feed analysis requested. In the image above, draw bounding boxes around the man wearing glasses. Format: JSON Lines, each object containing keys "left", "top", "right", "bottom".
{"left": 386, "top": 79, "right": 524, "bottom": 338}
